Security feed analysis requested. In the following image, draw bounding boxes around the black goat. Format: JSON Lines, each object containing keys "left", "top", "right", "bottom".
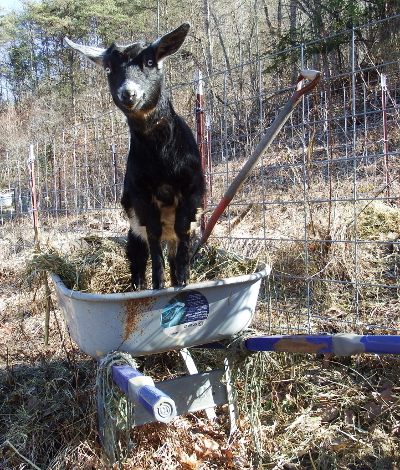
{"left": 65, "top": 23, "right": 205, "bottom": 290}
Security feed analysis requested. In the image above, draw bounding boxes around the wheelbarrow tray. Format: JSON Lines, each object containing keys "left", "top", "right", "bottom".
{"left": 51, "top": 263, "right": 270, "bottom": 359}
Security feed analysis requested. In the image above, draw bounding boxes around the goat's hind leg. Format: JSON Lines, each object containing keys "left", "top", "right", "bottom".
{"left": 175, "top": 234, "right": 191, "bottom": 286}
{"left": 147, "top": 237, "right": 165, "bottom": 290}
{"left": 167, "top": 240, "right": 178, "bottom": 286}
{"left": 127, "top": 229, "right": 149, "bottom": 290}
{"left": 174, "top": 218, "right": 192, "bottom": 287}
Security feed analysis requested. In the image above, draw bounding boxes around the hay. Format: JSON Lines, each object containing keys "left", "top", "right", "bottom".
{"left": 25, "top": 247, "right": 79, "bottom": 290}
{"left": 71, "top": 237, "right": 131, "bottom": 293}
{"left": 348, "top": 200, "right": 400, "bottom": 240}
{"left": 25, "top": 238, "right": 260, "bottom": 294}
{"left": 190, "top": 245, "right": 259, "bottom": 282}
{"left": 96, "top": 351, "right": 139, "bottom": 463}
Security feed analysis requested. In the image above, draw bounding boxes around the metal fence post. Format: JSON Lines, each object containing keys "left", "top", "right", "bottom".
{"left": 27, "top": 144, "right": 39, "bottom": 247}
{"left": 381, "top": 73, "right": 390, "bottom": 198}
{"left": 194, "top": 70, "right": 206, "bottom": 232}
{"left": 205, "top": 113, "right": 213, "bottom": 199}
{"left": 111, "top": 142, "right": 118, "bottom": 204}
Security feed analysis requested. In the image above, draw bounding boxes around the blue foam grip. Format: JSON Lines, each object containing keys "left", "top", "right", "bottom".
{"left": 112, "top": 364, "right": 177, "bottom": 422}
{"left": 138, "top": 385, "right": 177, "bottom": 422}
{"left": 361, "top": 336, "right": 400, "bottom": 355}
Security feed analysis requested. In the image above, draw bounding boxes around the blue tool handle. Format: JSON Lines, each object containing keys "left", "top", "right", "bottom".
{"left": 138, "top": 385, "right": 177, "bottom": 423}
{"left": 244, "top": 334, "right": 400, "bottom": 356}
{"left": 112, "top": 364, "right": 177, "bottom": 423}
{"left": 359, "top": 335, "right": 400, "bottom": 355}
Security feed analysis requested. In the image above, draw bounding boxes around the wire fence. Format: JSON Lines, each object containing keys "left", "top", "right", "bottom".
{"left": 1, "top": 16, "right": 399, "bottom": 338}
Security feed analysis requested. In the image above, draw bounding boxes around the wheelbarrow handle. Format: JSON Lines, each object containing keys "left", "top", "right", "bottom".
{"left": 112, "top": 364, "right": 177, "bottom": 423}
{"left": 195, "top": 70, "right": 322, "bottom": 252}
{"left": 196, "top": 334, "right": 400, "bottom": 356}
{"left": 244, "top": 334, "right": 400, "bottom": 356}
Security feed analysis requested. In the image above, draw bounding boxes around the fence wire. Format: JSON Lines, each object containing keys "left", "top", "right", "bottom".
{"left": 1, "top": 18, "right": 399, "bottom": 338}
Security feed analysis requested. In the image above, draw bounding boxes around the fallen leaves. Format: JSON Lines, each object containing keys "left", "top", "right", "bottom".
{"left": 363, "top": 382, "right": 398, "bottom": 420}
{"left": 177, "top": 448, "right": 201, "bottom": 469}
{"left": 177, "top": 435, "right": 241, "bottom": 468}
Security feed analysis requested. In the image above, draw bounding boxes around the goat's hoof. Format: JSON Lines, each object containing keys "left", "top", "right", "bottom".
{"left": 152, "top": 280, "right": 165, "bottom": 290}
{"left": 131, "top": 279, "right": 146, "bottom": 291}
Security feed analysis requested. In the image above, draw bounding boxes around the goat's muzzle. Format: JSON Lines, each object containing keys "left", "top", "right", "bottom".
{"left": 118, "top": 80, "right": 144, "bottom": 111}
{"left": 121, "top": 89, "right": 136, "bottom": 104}
{"left": 120, "top": 92, "right": 141, "bottom": 112}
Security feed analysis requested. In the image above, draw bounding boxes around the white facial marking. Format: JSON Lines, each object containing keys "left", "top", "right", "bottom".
{"left": 118, "top": 80, "right": 144, "bottom": 102}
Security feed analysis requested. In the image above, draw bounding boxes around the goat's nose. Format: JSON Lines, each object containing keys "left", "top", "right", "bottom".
{"left": 121, "top": 89, "right": 135, "bottom": 103}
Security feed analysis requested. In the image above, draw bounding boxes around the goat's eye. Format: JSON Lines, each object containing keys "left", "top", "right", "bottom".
{"left": 147, "top": 59, "right": 153, "bottom": 67}
{"left": 105, "top": 67, "right": 111, "bottom": 74}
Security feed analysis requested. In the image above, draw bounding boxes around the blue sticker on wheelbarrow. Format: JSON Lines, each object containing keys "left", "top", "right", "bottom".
{"left": 161, "top": 291, "right": 209, "bottom": 337}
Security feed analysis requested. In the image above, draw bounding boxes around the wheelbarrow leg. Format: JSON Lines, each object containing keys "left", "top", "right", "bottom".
{"left": 180, "top": 347, "right": 238, "bottom": 432}
{"left": 180, "top": 348, "right": 217, "bottom": 421}
{"left": 224, "top": 357, "right": 238, "bottom": 437}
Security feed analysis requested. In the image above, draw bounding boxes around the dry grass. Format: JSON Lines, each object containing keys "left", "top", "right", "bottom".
{"left": 230, "top": 351, "right": 400, "bottom": 469}
{"left": 238, "top": 197, "right": 400, "bottom": 336}
{"left": 1, "top": 238, "right": 400, "bottom": 469}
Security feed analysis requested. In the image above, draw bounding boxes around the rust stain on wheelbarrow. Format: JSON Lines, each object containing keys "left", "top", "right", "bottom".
{"left": 273, "top": 336, "right": 328, "bottom": 354}
{"left": 122, "top": 297, "right": 157, "bottom": 341}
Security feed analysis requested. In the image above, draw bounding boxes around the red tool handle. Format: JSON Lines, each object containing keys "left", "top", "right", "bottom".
{"left": 194, "top": 70, "right": 321, "bottom": 254}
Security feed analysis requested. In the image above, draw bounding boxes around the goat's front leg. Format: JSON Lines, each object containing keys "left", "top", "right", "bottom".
{"left": 127, "top": 229, "right": 149, "bottom": 290}
{"left": 175, "top": 233, "right": 191, "bottom": 286}
{"left": 146, "top": 206, "right": 165, "bottom": 290}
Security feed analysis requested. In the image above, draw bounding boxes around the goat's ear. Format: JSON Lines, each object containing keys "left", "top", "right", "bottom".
{"left": 64, "top": 37, "right": 106, "bottom": 67}
{"left": 152, "top": 23, "right": 190, "bottom": 64}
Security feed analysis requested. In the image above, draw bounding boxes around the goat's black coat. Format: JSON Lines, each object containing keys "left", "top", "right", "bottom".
{"left": 65, "top": 24, "right": 205, "bottom": 290}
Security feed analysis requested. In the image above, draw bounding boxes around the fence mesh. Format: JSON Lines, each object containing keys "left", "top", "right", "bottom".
{"left": 1, "top": 17, "right": 399, "bottom": 338}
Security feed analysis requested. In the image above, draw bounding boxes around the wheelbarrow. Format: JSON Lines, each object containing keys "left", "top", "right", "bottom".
{"left": 51, "top": 260, "right": 271, "bottom": 460}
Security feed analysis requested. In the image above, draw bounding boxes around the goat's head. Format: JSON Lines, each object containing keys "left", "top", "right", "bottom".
{"left": 65, "top": 23, "right": 190, "bottom": 117}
